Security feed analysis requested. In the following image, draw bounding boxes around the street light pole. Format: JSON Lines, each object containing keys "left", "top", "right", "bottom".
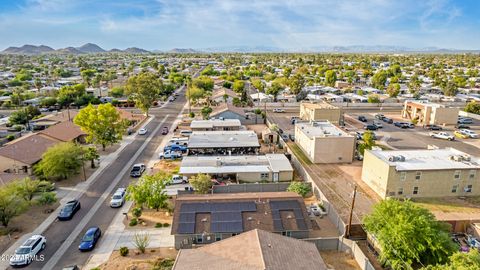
{"left": 346, "top": 184, "right": 357, "bottom": 238}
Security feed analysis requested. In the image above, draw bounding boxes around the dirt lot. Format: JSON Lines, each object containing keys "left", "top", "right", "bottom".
{"left": 97, "top": 248, "right": 177, "bottom": 270}
{"left": 413, "top": 196, "right": 480, "bottom": 221}
{"left": 151, "top": 160, "right": 181, "bottom": 175}
{"left": 320, "top": 250, "right": 361, "bottom": 270}
{"left": 55, "top": 161, "right": 99, "bottom": 188}
{"left": 124, "top": 206, "right": 174, "bottom": 229}
{"left": 0, "top": 202, "right": 59, "bottom": 254}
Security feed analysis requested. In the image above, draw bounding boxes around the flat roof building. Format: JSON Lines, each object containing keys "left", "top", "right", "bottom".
{"left": 362, "top": 148, "right": 480, "bottom": 199}
{"left": 300, "top": 102, "right": 342, "bottom": 124}
{"left": 295, "top": 121, "right": 355, "bottom": 163}
{"left": 188, "top": 130, "right": 260, "bottom": 155}
{"left": 179, "top": 154, "right": 293, "bottom": 182}
{"left": 190, "top": 119, "right": 241, "bottom": 131}
{"left": 402, "top": 101, "right": 459, "bottom": 125}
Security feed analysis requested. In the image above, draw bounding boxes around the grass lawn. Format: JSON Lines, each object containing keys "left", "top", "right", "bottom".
{"left": 413, "top": 196, "right": 480, "bottom": 213}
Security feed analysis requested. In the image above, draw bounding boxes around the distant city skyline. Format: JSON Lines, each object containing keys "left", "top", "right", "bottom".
{"left": 1, "top": 0, "right": 479, "bottom": 51}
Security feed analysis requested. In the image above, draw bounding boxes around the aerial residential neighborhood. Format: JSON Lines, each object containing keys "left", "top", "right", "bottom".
{"left": 0, "top": 1, "right": 480, "bottom": 270}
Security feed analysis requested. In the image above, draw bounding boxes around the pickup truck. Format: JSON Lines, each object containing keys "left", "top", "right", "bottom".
{"left": 164, "top": 144, "right": 188, "bottom": 153}
{"left": 429, "top": 132, "right": 455, "bottom": 141}
{"left": 159, "top": 150, "right": 182, "bottom": 159}
{"left": 169, "top": 175, "right": 188, "bottom": 185}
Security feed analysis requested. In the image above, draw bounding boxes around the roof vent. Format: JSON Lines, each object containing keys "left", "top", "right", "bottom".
{"left": 247, "top": 217, "right": 253, "bottom": 221}
{"left": 201, "top": 218, "right": 208, "bottom": 222}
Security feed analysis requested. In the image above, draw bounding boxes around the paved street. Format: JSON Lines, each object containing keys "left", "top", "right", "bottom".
{"left": 4, "top": 87, "right": 188, "bottom": 270}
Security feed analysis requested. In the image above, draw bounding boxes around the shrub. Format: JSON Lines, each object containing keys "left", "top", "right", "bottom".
{"left": 119, "top": 246, "right": 129, "bottom": 256}
{"left": 162, "top": 223, "right": 170, "bottom": 227}
{"left": 132, "top": 207, "right": 142, "bottom": 218}
{"left": 152, "top": 258, "right": 175, "bottom": 270}
{"left": 6, "top": 135, "right": 15, "bottom": 141}
{"left": 129, "top": 218, "right": 138, "bottom": 226}
{"left": 287, "top": 182, "right": 311, "bottom": 198}
{"left": 155, "top": 223, "right": 163, "bottom": 228}
{"left": 189, "top": 112, "right": 195, "bottom": 118}
{"left": 36, "top": 192, "right": 57, "bottom": 205}
{"left": 132, "top": 232, "right": 150, "bottom": 253}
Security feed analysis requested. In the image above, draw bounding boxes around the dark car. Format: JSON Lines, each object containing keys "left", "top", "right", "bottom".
{"left": 382, "top": 117, "right": 393, "bottom": 124}
{"left": 364, "top": 124, "right": 378, "bottom": 131}
{"left": 79, "top": 227, "right": 101, "bottom": 251}
{"left": 161, "top": 126, "right": 169, "bottom": 135}
{"left": 425, "top": 124, "right": 442, "bottom": 131}
{"left": 164, "top": 144, "right": 187, "bottom": 153}
{"left": 455, "top": 124, "right": 470, "bottom": 129}
{"left": 58, "top": 200, "right": 81, "bottom": 221}
{"left": 394, "top": 122, "right": 409, "bottom": 128}
{"left": 130, "top": 163, "right": 146, "bottom": 177}
{"left": 358, "top": 115, "right": 367, "bottom": 122}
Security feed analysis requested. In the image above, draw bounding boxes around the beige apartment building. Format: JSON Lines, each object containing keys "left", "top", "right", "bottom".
{"left": 362, "top": 148, "right": 480, "bottom": 199}
{"left": 402, "top": 101, "right": 459, "bottom": 125}
{"left": 295, "top": 121, "right": 355, "bottom": 163}
{"left": 299, "top": 102, "right": 342, "bottom": 124}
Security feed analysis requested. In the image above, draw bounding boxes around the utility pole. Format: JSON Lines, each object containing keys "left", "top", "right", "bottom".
{"left": 346, "top": 184, "right": 357, "bottom": 238}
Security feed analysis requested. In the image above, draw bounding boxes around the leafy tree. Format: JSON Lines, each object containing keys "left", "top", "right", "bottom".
{"left": 189, "top": 174, "right": 212, "bottom": 194}
{"left": 0, "top": 183, "right": 28, "bottom": 227}
{"left": 421, "top": 250, "right": 480, "bottom": 270}
{"left": 442, "top": 81, "right": 458, "bottom": 97}
{"left": 232, "top": 80, "right": 245, "bottom": 93}
{"left": 251, "top": 78, "right": 265, "bottom": 92}
{"left": 324, "top": 70, "right": 337, "bottom": 87}
{"left": 222, "top": 81, "right": 232, "bottom": 89}
{"left": 74, "top": 103, "right": 127, "bottom": 150}
{"left": 127, "top": 173, "right": 169, "bottom": 211}
{"left": 408, "top": 75, "right": 421, "bottom": 95}
{"left": 465, "top": 101, "right": 480, "bottom": 114}
{"left": 8, "top": 105, "right": 41, "bottom": 128}
{"left": 371, "top": 70, "right": 388, "bottom": 90}
{"left": 57, "top": 84, "right": 86, "bottom": 107}
{"left": 386, "top": 83, "right": 401, "bottom": 98}
{"left": 367, "top": 94, "right": 381, "bottom": 103}
{"left": 201, "top": 106, "right": 213, "bottom": 119}
{"left": 40, "top": 97, "right": 57, "bottom": 107}
{"left": 287, "top": 182, "right": 311, "bottom": 198}
{"left": 35, "top": 142, "right": 84, "bottom": 180}
{"left": 109, "top": 86, "right": 124, "bottom": 98}
{"left": 289, "top": 73, "right": 305, "bottom": 94}
{"left": 192, "top": 76, "right": 214, "bottom": 91}
{"left": 83, "top": 147, "right": 99, "bottom": 168}
{"left": 14, "top": 177, "right": 40, "bottom": 202}
{"left": 81, "top": 69, "right": 96, "bottom": 87}
{"left": 364, "top": 199, "right": 457, "bottom": 269}
{"left": 125, "top": 72, "right": 163, "bottom": 116}
{"left": 283, "top": 67, "right": 292, "bottom": 78}
{"left": 186, "top": 86, "right": 205, "bottom": 104}
{"left": 358, "top": 131, "right": 375, "bottom": 155}
{"left": 266, "top": 82, "right": 284, "bottom": 102}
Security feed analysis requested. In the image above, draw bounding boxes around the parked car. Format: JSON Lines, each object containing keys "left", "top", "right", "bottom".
{"left": 170, "top": 175, "right": 188, "bottom": 185}
{"left": 79, "top": 227, "right": 101, "bottom": 251}
{"left": 273, "top": 108, "right": 285, "bottom": 113}
{"left": 159, "top": 150, "right": 182, "bottom": 159}
{"left": 458, "top": 117, "right": 473, "bottom": 124}
{"left": 110, "top": 188, "right": 126, "bottom": 208}
{"left": 382, "top": 117, "right": 393, "bottom": 124}
{"left": 424, "top": 125, "right": 442, "bottom": 131}
{"left": 164, "top": 144, "right": 187, "bottom": 153}
{"left": 161, "top": 126, "right": 169, "bottom": 135}
{"left": 358, "top": 115, "right": 367, "bottom": 122}
{"left": 373, "top": 120, "right": 383, "bottom": 128}
{"left": 375, "top": 114, "right": 385, "bottom": 120}
{"left": 130, "top": 163, "right": 146, "bottom": 177}
{"left": 394, "top": 122, "right": 409, "bottom": 129}
{"left": 429, "top": 132, "right": 455, "bottom": 141}
{"left": 138, "top": 128, "right": 148, "bottom": 135}
{"left": 179, "top": 130, "right": 192, "bottom": 137}
{"left": 364, "top": 124, "right": 377, "bottom": 131}
{"left": 9, "top": 235, "right": 46, "bottom": 266}
{"left": 281, "top": 134, "right": 289, "bottom": 141}
{"left": 407, "top": 123, "right": 415, "bottom": 129}
{"left": 289, "top": 134, "right": 295, "bottom": 141}
{"left": 291, "top": 116, "right": 300, "bottom": 124}
{"left": 460, "top": 129, "right": 479, "bottom": 138}
{"left": 58, "top": 200, "right": 81, "bottom": 221}
{"left": 454, "top": 130, "right": 469, "bottom": 139}
{"left": 455, "top": 124, "right": 470, "bottom": 129}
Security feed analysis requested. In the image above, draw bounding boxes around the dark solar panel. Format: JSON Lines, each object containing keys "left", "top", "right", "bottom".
{"left": 273, "top": 219, "right": 284, "bottom": 231}
{"left": 270, "top": 200, "right": 301, "bottom": 210}
{"left": 179, "top": 213, "right": 196, "bottom": 223}
{"left": 177, "top": 222, "right": 195, "bottom": 234}
{"left": 296, "top": 219, "right": 307, "bottom": 230}
{"left": 211, "top": 221, "right": 243, "bottom": 233}
{"left": 211, "top": 211, "right": 242, "bottom": 222}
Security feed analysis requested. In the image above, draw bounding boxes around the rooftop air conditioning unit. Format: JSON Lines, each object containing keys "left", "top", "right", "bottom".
{"left": 388, "top": 156, "right": 397, "bottom": 162}
{"left": 397, "top": 155, "right": 406, "bottom": 162}
{"left": 463, "top": 155, "right": 471, "bottom": 161}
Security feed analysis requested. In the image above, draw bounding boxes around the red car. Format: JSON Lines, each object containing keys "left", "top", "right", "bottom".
{"left": 161, "top": 126, "right": 169, "bottom": 135}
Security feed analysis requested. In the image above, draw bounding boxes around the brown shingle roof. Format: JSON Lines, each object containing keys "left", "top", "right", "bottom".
{"left": 0, "top": 134, "right": 59, "bottom": 165}
{"left": 39, "top": 121, "right": 86, "bottom": 142}
{"left": 173, "top": 229, "right": 327, "bottom": 270}
{"left": 210, "top": 103, "right": 246, "bottom": 117}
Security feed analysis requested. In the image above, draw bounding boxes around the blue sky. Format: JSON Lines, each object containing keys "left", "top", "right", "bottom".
{"left": 0, "top": 0, "right": 479, "bottom": 50}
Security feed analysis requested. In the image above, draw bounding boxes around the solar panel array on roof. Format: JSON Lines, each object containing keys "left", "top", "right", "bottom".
{"left": 177, "top": 201, "right": 257, "bottom": 234}
{"left": 270, "top": 200, "right": 308, "bottom": 231}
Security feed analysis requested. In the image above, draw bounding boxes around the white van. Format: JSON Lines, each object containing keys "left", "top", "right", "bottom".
{"left": 179, "top": 130, "right": 193, "bottom": 137}
{"left": 169, "top": 137, "right": 189, "bottom": 146}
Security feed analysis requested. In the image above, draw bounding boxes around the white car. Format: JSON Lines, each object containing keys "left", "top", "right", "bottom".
{"left": 273, "top": 108, "right": 285, "bottom": 113}
{"left": 373, "top": 120, "right": 383, "bottom": 128}
{"left": 9, "top": 235, "right": 46, "bottom": 266}
{"left": 169, "top": 175, "right": 188, "bottom": 185}
{"left": 429, "top": 132, "right": 454, "bottom": 141}
{"left": 460, "top": 129, "right": 478, "bottom": 138}
{"left": 110, "top": 188, "right": 126, "bottom": 208}
{"left": 138, "top": 128, "right": 148, "bottom": 135}
{"left": 159, "top": 150, "right": 182, "bottom": 159}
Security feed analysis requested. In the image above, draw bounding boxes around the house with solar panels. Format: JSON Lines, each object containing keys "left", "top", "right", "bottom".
{"left": 171, "top": 192, "right": 311, "bottom": 249}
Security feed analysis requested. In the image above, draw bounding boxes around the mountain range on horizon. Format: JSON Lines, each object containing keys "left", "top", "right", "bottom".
{"left": 2, "top": 43, "right": 479, "bottom": 55}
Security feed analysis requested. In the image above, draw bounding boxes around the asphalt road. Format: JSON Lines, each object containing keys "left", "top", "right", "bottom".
{"left": 13, "top": 87, "right": 188, "bottom": 270}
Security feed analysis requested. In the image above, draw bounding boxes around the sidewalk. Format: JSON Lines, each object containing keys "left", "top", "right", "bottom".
{"left": 0, "top": 116, "right": 154, "bottom": 270}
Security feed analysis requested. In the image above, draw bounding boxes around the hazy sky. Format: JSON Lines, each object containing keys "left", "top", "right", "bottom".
{"left": 0, "top": 0, "right": 479, "bottom": 50}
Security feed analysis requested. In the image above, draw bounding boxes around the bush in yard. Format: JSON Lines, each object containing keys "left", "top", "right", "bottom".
{"left": 162, "top": 223, "right": 170, "bottom": 227}
{"left": 287, "top": 181, "right": 311, "bottom": 198}
{"left": 119, "top": 246, "right": 129, "bottom": 257}
{"left": 189, "top": 173, "right": 212, "bottom": 194}
{"left": 36, "top": 192, "right": 57, "bottom": 205}
{"left": 155, "top": 223, "right": 163, "bottom": 228}
{"left": 132, "top": 232, "right": 150, "bottom": 253}
{"left": 132, "top": 207, "right": 142, "bottom": 218}
{"left": 6, "top": 135, "right": 15, "bottom": 141}
{"left": 129, "top": 218, "right": 138, "bottom": 226}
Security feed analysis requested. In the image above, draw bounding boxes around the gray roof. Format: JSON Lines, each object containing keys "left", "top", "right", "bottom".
{"left": 188, "top": 131, "right": 260, "bottom": 148}
{"left": 190, "top": 119, "right": 241, "bottom": 129}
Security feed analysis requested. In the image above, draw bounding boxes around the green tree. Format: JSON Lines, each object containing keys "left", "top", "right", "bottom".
{"left": 266, "top": 82, "right": 283, "bottom": 102}
{"left": 324, "top": 70, "right": 337, "bottom": 87}
{"left": 421, "top": 250, "right": 480, "bottom": 270}
{"left": 442, "top": 81, "right": 458, "bottom": 97}
{"left": 367, "top": 94, "right": 381, "bottom": 103}
{"left": 57, "top": 84, "right": 86, "bottom": 107}
{"left": 283, "top": 67, "right": 292, "bottom": 78}
{"left": 364, "top": 199, "right": 457, "bottom": 269}
{"left": 408, "top": 75, "right": 421, "bottom": 95}
{"left": 35, "top": 142, "right": 84, "bottom": 180}
{"left": 465, "top": 101, "right": 480, "bottom": 114}
{"left": 81, "top": 69, "right": 96, "bottom": 87}
{"left": 372, "top": 70, "right": 388, "bottom": 90}
{"left": 83, "top": 147, "right": 99, "bottom": 168}
{"left": 186, "top": 86, "right": 205, "bottom": 104}
{"left": 14, "top": 177, "right": 40, "bottom": 202}
{"left": 74, "top": 103, "right": 127, "bottom": 150}
{"left": 109, "top": 86, "right": 124, "bottom": 98}
{"left": 201, "top": 106, "right": 213, "bottom": 119}
{"left": 125, "top": 72, "right": 163, "bottom": 116}
{"left": 251, "top": 78, "right": 265, "bottom": 92}
{"left": 8, "top": 105, "right": 41, "bottom": 128}
{"left": 127, "top": 173, "right": 170, "bottom": 211}
{"left": 189, "top": 174, "right": 212, "bottom": 194}
{"left": 0, "top": 183, "right": 28, "bottom": 227}
{"left": 40, "top": 97, "right": 57, "bottom": 107}
{"left": 192, "top": 76, "right": 214, "bottom": 91}
{"left": 232, "top": 80, "right": 245, "bottom": 93}
{"left": 386, "top": 83, "right": 401, "bottom": 98}
{"left": 287, "top": 182, "right": 311, "bottom": 198}
{"left": 358, "top": 131, "right": 375, "bottom": 155}
{"left": 289, "top": 73, "right": 305, "bottom": 94}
